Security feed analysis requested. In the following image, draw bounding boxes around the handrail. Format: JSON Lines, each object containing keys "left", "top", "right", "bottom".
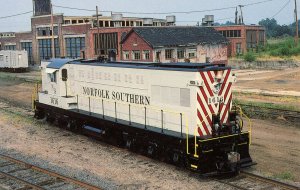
{"left": 75, "top": 94, "right": 191, "bottom": 154}
{"left": 45, "top": 84, "right": 193, "bottom": 154}
{"left": 31, "top": 83, "right": 39, "bottom": 111}
{"left": 235, "top": 105, "right": 252, "bottom": 146}
{"left": 194, "top": 113, "right": 211, "bottom": 157}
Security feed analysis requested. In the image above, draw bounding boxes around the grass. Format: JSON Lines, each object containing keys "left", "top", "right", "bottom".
{"left": 233, "top": 37, "right": 300, "bottom": 62}
{"left": 0, "top": 71, "right": 41, "bottom": 83}
{"left": 233, "top": 98, "right": 300, "bottom": 112}
{"left": 273, "top": 172, "right": 295, "bottom": 181}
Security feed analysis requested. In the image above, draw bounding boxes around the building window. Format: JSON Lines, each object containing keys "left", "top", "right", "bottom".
{"left": 21, "top": 42, "right": 34, "bottom": 65}
{"left": 0, "top": 55, "right": 3, "bottom": 61}
{"left": 220, "top": 30, "right": 241, "bottom": 38}
{"left": 38, "top": 38, "right": 60, "bottom": 60}
{"left": 64, "top": 20, "right": 71, "bottom": 24}
{"left": 4, "top": 45, "right": 16, "bottom": 50}
{"left": 37, "top": 26, "right": 58, "bottom": 36}
{"left": 123, "top": 51, "right": 130, "bottom": 60}
{"left": 133, "top": 51, "right": 141, "bottom": 60}
{"left": 177, "top": 49, "right": 184, "bottom": 59}
{"left": 236, "top": 43, "right": 242, "bottom": 55}
{"left": 94, "top": 33, "right": 118, "bottom": 55}
{"left": 165, "top": 49, "right": 174, "bottom": 59}
{"left": 187, "top": 49, "right": 197, "bottom": 58}
{"left": 143, "top": 50, "right": 150, "bottom": 60}
{"left": 65, "top": 37, "right": 85, "bottom": 59}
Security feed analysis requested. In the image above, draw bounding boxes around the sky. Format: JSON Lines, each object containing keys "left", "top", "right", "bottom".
{"left": 0, "top": 0, "right": 297, "bottom": 32}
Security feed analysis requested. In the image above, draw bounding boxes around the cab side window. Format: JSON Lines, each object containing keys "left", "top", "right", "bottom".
{"left": 48, "top": 72, "right": 57, "bottom": 83}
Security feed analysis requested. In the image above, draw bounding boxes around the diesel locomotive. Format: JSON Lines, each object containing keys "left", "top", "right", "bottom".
{"left": 34, "top": 59, "right": 253, "bottom": 174}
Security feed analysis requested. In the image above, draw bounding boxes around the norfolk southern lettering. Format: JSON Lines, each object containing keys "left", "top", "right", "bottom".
{"left": 83, "top": 87, "right": 150, "bottom": 105}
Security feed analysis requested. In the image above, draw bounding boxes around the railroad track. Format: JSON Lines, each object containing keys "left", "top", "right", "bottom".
{"left": 237, "top": 103, "right": 300, "bottom": 126}
{"left": 0, "top": 154, "right": 102, "bottom": 190}
{"left": 217, "top": 171, "right": 300, "bottom": 190}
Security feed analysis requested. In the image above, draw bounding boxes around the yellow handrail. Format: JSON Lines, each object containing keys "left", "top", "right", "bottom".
{"left": 74, "top": 94, "right": 192, "bottom": 154}
{"left": 31, "top": 83, "right": 39, "bottom": 111}
{"left": 236, "top": 105, "right": 252, "bottom": 146}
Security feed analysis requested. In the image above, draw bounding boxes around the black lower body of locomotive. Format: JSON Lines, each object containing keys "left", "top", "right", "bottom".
{"left": 34, "top": 101, "right": 253, "bottom": 174}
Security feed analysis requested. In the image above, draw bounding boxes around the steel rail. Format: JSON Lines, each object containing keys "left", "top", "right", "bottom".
{"left": 241, "top": 171, "right": 300, "bottom": 190}
{"left": 0, "top": 154, "right": 102, "bottom": 190}
{"left": 0, "top": 171, "right": 45, "bottom": 190}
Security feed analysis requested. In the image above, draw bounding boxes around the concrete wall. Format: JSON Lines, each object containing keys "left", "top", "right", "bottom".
{"left": 229, "top": 60, "right": 299, "bottom": 70}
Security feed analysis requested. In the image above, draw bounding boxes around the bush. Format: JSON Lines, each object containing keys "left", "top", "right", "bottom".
{"left": 243, "top": 52, "right": 256, "bottom": 62}
{"left": 279, "top": 46, "right": 291, "bottom": 56}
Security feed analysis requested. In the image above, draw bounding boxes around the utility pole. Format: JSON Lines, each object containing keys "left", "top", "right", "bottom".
{"left": 295, "top": 0, "right": 299, "bottom": 45}
{"left": 96, "top": 6, "right": 100, "bottom": 56}
{"left": 239, "top": 5, "right": 244, "bottom": 25}
{"left": 51, "top": 3, "right": 55, "bottom": 59}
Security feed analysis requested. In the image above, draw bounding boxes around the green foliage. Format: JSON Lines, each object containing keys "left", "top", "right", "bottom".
{"left": 258, "top": 18, "right": 295, "bottom": 38}
{"left": 243, "top": 52, "right": 256, "bottom": 62}
{"left": 263, "top": 37, "right": 300, "bottom": 57}
{"left": 273, "top": 172, "right": 294, "bottom": 181}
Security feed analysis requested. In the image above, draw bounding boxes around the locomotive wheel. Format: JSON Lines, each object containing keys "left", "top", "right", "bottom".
{"left": 172, "top": 152, "right": 179, "bottom": 163}
{"left": 126, "top": 139, "right": 133, "bottom": 149}
{"left": 66, "top": 120, "right": 77, "bottom": 132}
{"left": 147, "top": 145, "right": 154, "bottom": 156}
{"left": 45, "top": 113, "right": 55, "bottom": 123}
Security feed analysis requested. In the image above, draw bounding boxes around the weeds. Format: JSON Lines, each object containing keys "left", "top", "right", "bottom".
{"left": 273, "top": 172, "right": 294, "bottom": 181}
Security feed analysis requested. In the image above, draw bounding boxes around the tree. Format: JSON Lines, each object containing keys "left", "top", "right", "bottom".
{"left": 259, "top": 18, "right": 278, "bottom": 37}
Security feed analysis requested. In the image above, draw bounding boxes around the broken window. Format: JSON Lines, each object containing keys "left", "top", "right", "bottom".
{"left": 165, "top": 49, "right": 174, "bottom": 59}
{"left": 220, "top": 30, "right": 241, "bottom": 38}
{"left": 187, "top": 48, "right": 197, "bottom": 58}
{"left": 177, "top": 49, "right": 185, "bottom": 59}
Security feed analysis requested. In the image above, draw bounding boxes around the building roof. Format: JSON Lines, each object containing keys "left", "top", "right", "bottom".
{"left": 121, "top": 27, "right": 228, "bottom": 47}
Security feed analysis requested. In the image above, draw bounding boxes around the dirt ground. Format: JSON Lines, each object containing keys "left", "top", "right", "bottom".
{"left": 0, "top": 103, "right": 299, "bottom": 190}
{"left": 233, "top": 67, "right": 300, "bottom": 96}
{"left": 0, "top": 70, "right": 299, "bottom": 188}
{"left": 0, "top": 105, "right": 225, "bottom": 190}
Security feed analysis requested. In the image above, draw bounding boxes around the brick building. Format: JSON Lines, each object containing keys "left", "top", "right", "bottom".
{"left": 0, "top": 32, "right": 33, "bottom": 64}
{"left": 214, "top": 25, "right": 266, "bottom": 57}
{"left": 120, "top": 27, "right": 229, "bottom": 64}
{"left": 0, "top": 0, "right": 172, "bottom": 65}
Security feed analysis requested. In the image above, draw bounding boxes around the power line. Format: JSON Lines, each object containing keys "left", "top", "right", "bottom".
{"left": 53, "top": 5, "right": 236, "bottom": 15}
{"left": 243, "top": 0, "right": 277, "bottom": 7}
{"left": 271, "top": 0, "right": 291, "bottom": 18}
{"left": 53, "top": 0, "right": 278, "bottom": 15}
{"left": 176, "top": 17, "right": 235, "bottom": 23}
{"left": 0, "top": 11, "right": 33, "bottom": 20}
